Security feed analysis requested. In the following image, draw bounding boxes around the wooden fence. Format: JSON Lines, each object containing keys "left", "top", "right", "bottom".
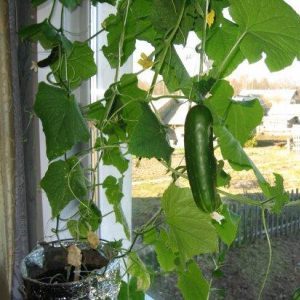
{"left": 226, "top": 189, "right": 300, "bottom": 246}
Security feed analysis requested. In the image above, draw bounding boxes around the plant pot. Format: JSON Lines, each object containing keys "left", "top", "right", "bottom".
{"left": 21, "top": 240, "right": 120, "bottom": 300}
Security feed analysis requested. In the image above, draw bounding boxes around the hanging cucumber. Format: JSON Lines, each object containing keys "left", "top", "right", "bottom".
{"left": 184, "top": 104, "right": 221, "bottom": 213}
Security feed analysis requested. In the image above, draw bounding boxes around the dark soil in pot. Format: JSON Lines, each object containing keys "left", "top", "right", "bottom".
{"left": 22, "top": 241, "right": 113, "bottom": 300}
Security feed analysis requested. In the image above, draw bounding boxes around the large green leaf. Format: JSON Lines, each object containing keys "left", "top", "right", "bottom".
{"left": 208, "top": 80, "right": 264, "bottom": 145}
{"left": 19, "top": 20, "right": 60, "bottom": 49}
{"left": 151, "top": 0, "right": 201, "bottom": 45}
{"left": 208, "top": 0, "right": 300, "bottom": 76}
{"left": 159, "top": 46, "right": 193, "bottom": 93}
{"left": 115, "top": 75, "right": 171, "bottom": 161}
{"left": 117, "top": 74, "right": 148, "bottom": 132}
{"left": 215, "top": 125, "right": 288, "bottom": 204}
{"left": 102, "top": 176, "right": 130, "bottom": 239}
{"left": 40, "top": 157, "right": 88, "bottom": 218}
{"left": 162, "top": 184, "right": 218, "bottom": 262}
{"left": 128, "top": 103, "right": 174, "bottom": 162}
{"left": 207, "top": 80, "right": 233, "bottom": 118}
{"left": 206, "top": 20, "right": 245, "bottom": 77}
{"left": 216, "top": 160, "right": 231, "bottom": 187}
{"left": 85, "top": 100, "right": 106, "bottom": 123}
{"left": 127, "top": 252, "right": 151, "bottom": 292}
{"left": 229, "top": 0, "right": 300, "bottom": 71}
{"left": 268, "top": 173, "right": 289, "bottom": 214}
{"left": 226, "top": 100, "right": 264, "bottom": 145}
{"left": 67, "top": 220, "right": 89, "bottom": 238}
{"left": 67, "top": 201, "right": 102, "bottom": 239}
{"left": 213, "top": 205, "right": 240, "bottom": 246}
{"left": 214, "top": 125, "right": 252, "bottom": 170}
{"left": 34, "top": 83, "right": 90, "bottom": 160}
{"left": 177, "top": 260, "right": 209, "bottom": 300}
{"left": 102, "top": 0, "right": 156, "bottom": 67}
{"left": 155, "top": 230, "right": 177, "bottom": 272}
{"left": 100, "top": 135, "right": 129, "bottom": 174}
{"left": 143, "top": 228, "right": 177, "bottom": 272}
{"left": 78, "top": 201, "right": 102, "bottom": 230}
{"left": 51, "top": 41, "right": 97, "bottom": 89}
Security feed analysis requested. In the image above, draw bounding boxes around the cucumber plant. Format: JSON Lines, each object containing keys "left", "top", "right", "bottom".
{"left": 21, "top": 0, "right": 300, "bottom": 299}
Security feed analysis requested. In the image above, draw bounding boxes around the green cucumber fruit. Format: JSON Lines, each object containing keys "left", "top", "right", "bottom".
{"left": 184, "top": 104, "right": 221, "bottom": 213}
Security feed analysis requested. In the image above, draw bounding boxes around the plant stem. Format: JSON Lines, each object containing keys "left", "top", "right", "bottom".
{"left": 115, "top": 0, "right": 131, "bottom": 82}
{"left": 102, "top": 210, "right": 114, "bottom": 218}
{"left": 141, "top": 208, "right": 163, "bottom": 230}
{"left": 55, "top": 215, "right": 63, "bottom": 246}
{"left": 215, "top": 31, "right": 246, "bottom": 79}
{"left": 147, "top": 0, "right": 187, "bottom": 98}
{"left": 199, "top": 0, "right": 209, "bottom": 80}
{"left": 258, "top": 208, "right": 272, "bottom": 300}
{"left": 91, "top": 151, "right": 103, "bottom": 202}
{"left": 285, "top": 199, "right": 300, "bottom": 207}
{"left": 207, "top": 278, "right": 213, "bottom": 300}
{"left": 217, "top": 189, "right": 263, "bottom": 207}
{"left": 60, "top": 5, "right": 64, "bottom": 33}
{"left": 85, "top": 29, "right": 105, "bottom": 43}
{"left": 151, "top": 95, "right": 189, "bottom": 101}
{"left": 158, "top": 159, "right": 188, "bottom": 179}
{"left": 49, "top": 0, "right": 57, "bottom": 23}
{"left": 115, "top": 208, "right": 162, "bottom": 259}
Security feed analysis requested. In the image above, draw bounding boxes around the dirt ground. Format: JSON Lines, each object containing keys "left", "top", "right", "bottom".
{"left": 145, "top": 233, "right": 300, "bottom": 300}
{"left": 132, "top": 198, "right": 300, "bottom": 300}
{"left": 214, "top": 234, "right": 300, "bottom": 300}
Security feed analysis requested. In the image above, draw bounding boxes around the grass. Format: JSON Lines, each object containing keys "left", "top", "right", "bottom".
{"left": 132, "top": 145, "right": 300, "bottom": 198}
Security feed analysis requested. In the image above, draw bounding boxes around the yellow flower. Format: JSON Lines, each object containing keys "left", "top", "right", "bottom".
{"left": 138, "top": 52, "right": 154, "bottom": 69}
{"left": 206, "top": 9, "right": 215, "bottom": 28}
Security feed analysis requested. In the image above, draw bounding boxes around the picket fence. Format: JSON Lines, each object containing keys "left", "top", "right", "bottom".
{"left": 226, "top": 189, "right": 300, "bottom": 246}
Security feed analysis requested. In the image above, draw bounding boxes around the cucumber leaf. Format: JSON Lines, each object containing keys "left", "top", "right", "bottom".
{"left": 118, "top": 278, "right": 145, "bottom": 300}
{"left": 229, "top": 0, "right": 300, "bottom": 71}
{"left": 41, "top": 157, "right": 88, "bottom": 218}
{"left": 127, "top": 252, "right": 151, "bottom": 292}
{"left": 212, "top": 205, "right": 240, "bottom": 246}
{"left": 19, "top": 20, "right": 60, "bottom": 49}
{"left": 177, "top": 260, "right": 209, "bottom": 300}
{"left": 102, "top": 176, "right": 130, "bottom": 239}
{"left": 162, "top": 184, "right": 218, "bottom": 262}
{"left": 51, "top": 41, "right": 97, "bottom": 89}
{"left": 128, "top": 103, "right": 174, "bottom": 162}
{"left": 34, "top": 83, "right": 90, "bottom": 160}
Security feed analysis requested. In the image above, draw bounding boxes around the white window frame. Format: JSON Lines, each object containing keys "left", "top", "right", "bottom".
{"left": 36, "top": 1, "right": 132, "bottom": 247}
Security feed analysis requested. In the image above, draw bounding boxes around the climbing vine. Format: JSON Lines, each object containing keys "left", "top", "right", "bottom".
{"left": 20, "top": 0, "right": 300, "bottom": 298}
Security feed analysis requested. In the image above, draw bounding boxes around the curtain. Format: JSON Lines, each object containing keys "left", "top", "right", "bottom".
{"left": 0, "top": 1, "right": 17, "bottom": 299}
{"left": 0, "top": 1, "right": 36, "bottom": 299}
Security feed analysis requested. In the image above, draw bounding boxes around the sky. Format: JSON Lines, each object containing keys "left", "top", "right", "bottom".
{"left": 134, "top": 0, "right": 300, "bottom": 86}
